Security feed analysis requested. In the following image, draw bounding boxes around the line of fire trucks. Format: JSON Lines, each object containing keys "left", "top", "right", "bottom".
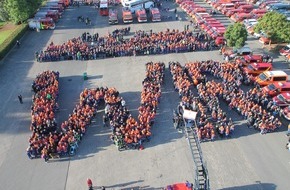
{"left": 27, "top": 0, "right": 161, "bottom": 30}
{"left": 28, "top": 0, "right": 70, "bottom": 30}
{"left": 109, "top": 6, "right": 161, "bottom": 24}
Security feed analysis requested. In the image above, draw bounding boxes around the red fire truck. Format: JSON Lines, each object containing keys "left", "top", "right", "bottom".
{"left": 100, "top": 0, "right": 109, "bottom": 16}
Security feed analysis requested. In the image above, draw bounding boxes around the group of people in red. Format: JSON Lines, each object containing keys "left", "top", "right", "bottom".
{"left": 36, "top": 28, "right": 217, "bottom": 62}
{"left": 198, "top": 60, "right": 282, "bottom": 134}
{"left": 27, "top": 71, "right": 59, "bottom": 161}
{"left": 27, "top": 62, "right": 165, "bottom": 160}
{"left": 170, "top": 61, "right": 233, "bottom": 142}
{"left": 170, "top": 59, "right": 283, "bottom": 141}
{"left": 104, "top": 62, "right": 165, "bottom": 150}
{"left": 27, "top": 70, "right": 109, "bottom": 161}
{"left": 186, "top": 60, "right": 282, "bottom": 135}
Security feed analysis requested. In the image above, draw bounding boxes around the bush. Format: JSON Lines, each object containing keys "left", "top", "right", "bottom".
{"left": 0, "top": 23, "right": 27, "bottom": 60}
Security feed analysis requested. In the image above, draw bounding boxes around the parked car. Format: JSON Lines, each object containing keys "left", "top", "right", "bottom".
{"left": 254, "top": 30, "right": 266, "bottom": 38}
{"left": 268, "top": 3, "right": 290, "bottom": 11}
{"left": 240, "top": 4, "right": 254, "bottom": 13}
{"left": 243, "top": 18, "right": 258, "bottom": 28}
{"left": 282, "top": 106, "right": 290, "bottom": 120}
{"left": 279, "top": 44, "right": 290, "bottom": 56}
{"left": 262, "top": 81, "right": 290, "bottom": 97}
{"left": 224, "top": 46, "right": 253, "bottom": 58}
{"left": 236, "top": 54, "right": 263, "bottom": 65}
{"left": 231, "top": 13, "right": 252, "bottom": 22}
{"left": 225, "top": 9, "right": 244, "bottom": 17}
{"left": 273, "top": 92, "right": 290, "bottom": 107}
{"left": 243, "top": 62, "right": 272, "bottom": 76}
{"left": 259, "top": 1, "right": 280, "bottom": 9}
{"left": 255, "top": 70, "right": 288, "bottom": 87}
{"left": 215, "top": 36, "right": 226, "bottom": 46}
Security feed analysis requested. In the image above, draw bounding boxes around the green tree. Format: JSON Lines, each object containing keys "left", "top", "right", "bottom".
{"left": 254, "top": 12, "right": 290, "bottom": 43}
{"left": 4, "top": 0, "right": 30, "bottom": 23}
{"left": 0, "top": 0, "right": 9, "bottom": 21}
{"left": 27, "top": 0, "right": 43, "bottom": 16}
{"left": 224, "top": 23, "right": 248, "bottom": 48}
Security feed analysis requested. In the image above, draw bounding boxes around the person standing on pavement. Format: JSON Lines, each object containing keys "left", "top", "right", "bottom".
{"left": 18, "top": 95, "right": 23, "bottom": 104}
{"left": 87, "top": 178, "right": 93, "bottom": 190}
{"left": 286, "top": 124, "right": 290, "bottom": 136}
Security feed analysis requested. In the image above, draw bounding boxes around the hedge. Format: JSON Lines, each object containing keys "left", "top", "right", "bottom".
{"left": 0, "top": 23, "right": 28, "bottom": 60}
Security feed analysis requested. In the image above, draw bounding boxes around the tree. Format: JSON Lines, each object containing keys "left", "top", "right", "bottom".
{"left": 4, "top": 0, "right": 30, "bottom": 24}
{"left": 0, "top": 0, "right": 9, "bottom": 21}
{"left": 3, "top": 0, "right": 43, "bottom": 24}
{"left": 224, "top": 23, "right": 247, "bottom": 48}
{"left": 27, "top": 0, "right": 43, "bottom": 16}
{"left": 254, "top": 12, "right": 290, "bottom": 43}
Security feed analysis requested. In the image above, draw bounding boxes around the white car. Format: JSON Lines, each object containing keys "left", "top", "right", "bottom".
{"left": 254, "top": 31, "right": 266, "bottom": 39}
{"left": 243, "top": 19, "right": 258, "bottom": 28}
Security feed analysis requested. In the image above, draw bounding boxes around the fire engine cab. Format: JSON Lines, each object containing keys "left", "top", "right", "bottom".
{"left": 136, "top": 8, "right": 147, "bottom": 22}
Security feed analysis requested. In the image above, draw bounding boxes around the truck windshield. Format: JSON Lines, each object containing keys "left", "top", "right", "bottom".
{"left": 267, "top": 84, "right": 276, "bottom": 90}
{"left": 247, "top": 65, "right": 254, "bottom": 71}
{"left": 258, "top": 73, "right": 268, "bottom": 81}
{"left": 277, "top": 94, "right": 286, "bottom": 102}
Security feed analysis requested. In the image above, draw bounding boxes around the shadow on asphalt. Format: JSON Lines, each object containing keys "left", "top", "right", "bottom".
{"left": 219, "top": 182, "right": 277, "bottom": 190}
{"left": 49, "top": 71, "right": 184, "bottom": 159}
{"left": 105, "top": 179, "right": 144, "bottom": 188}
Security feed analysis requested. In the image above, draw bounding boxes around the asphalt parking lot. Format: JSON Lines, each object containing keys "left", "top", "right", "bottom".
{"left": 0, "top": 1, "right": 289, "bottom": 190}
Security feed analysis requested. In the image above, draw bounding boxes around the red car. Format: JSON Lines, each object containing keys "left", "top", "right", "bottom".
{"left": 239, "top": 4, "right": 254, "bottom": 13}
{"left": 282, "top": 106, "right": 290, "bottom": 120}
{"left": 251, "top": 9, "right": 267, "bottom": 15}
{"left": 226, "top": 9, "right": 244, "bottom": 17}
{"left": 236, "top": 54, "right": 263, "bottom": 66}
{"left": 215, "top": 36, "right": 226, "bottom": 45}
{"left": 279, "top": 44, "right": 290, "bottom": 56}
{"left": 273, "top": 92, "right": 290, "bottom": 107}
{"left": 231, "top": 13, "right": 252, "bottom": 22}
{"left": 243, "top": 62, "right": 272, "bottom": 76}
{"left": 262, "top": 81, "right": 290, "bottom": 97}
{"left": 244, "top": 54, "right": 263, "bottom": 63}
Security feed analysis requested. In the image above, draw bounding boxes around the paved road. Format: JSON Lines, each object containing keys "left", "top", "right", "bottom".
{"left": 0, "top": 1, "right": 289, "bottom": 190}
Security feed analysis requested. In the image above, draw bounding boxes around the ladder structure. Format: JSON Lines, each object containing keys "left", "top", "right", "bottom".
{"left": 184, "top": 123, "right": 210, "bottom": 190}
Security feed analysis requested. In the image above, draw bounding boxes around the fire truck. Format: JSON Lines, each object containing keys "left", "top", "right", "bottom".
{"left": 150, "top": 7, "right": 161, "bottom": 22}
{"left": 136, "top": 8, "right": 147, "bottom": 22}
{"left": 109, "top": 9, "right": 119, "bottom": 24}
{"left": 28, "top": 18, "right": 55, "bottom": 30}
{"left": 47, "top": 0, "right": 69, "bottom": 8}
{"left": 41, "top": 4, "right": 64, "bottom": 14}
{"left": 122, "top": 7, "right": 133, "bottom": 23}
{"left": 100, "top": 0, "right": 109, "bottom": 16}
{"left": 34, "top": 10, "right": 60, "bottom": 22}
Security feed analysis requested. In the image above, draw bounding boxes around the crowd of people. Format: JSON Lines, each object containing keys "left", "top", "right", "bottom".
{"left": 189, "top": 60, "right": 282, "bottom": 134}
{"left": 27, "top": 59, "right": 284, "bottom": 160}
{"left": 27, "top": 70, "right": 110, "bottom": 160}
{"left": 104, "top": 62, "right": 164, "bottom": 150}
{"left": 27, "top": 62, "right": 165, "bottom": 159}
{"left": 36, "top": 29, "right": 219, "bottom": 62}
{"left": 170, "top": 61, "right": 233, "bottom": 141}
{"left": 170, "top": 59, "right": 284, "bottom": 140}
{"left": 27, "top": 71, "right": 59, "bottom": 161}
{"left": 57, "top": 87, "right": 107, "bottom": 156}
{"left": 195, "top": 81, "right": 234, "bottom": 139}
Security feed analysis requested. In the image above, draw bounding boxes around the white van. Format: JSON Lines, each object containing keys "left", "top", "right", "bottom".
{"left": 123, "top": 0, "right": 154, "bottom": 13}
